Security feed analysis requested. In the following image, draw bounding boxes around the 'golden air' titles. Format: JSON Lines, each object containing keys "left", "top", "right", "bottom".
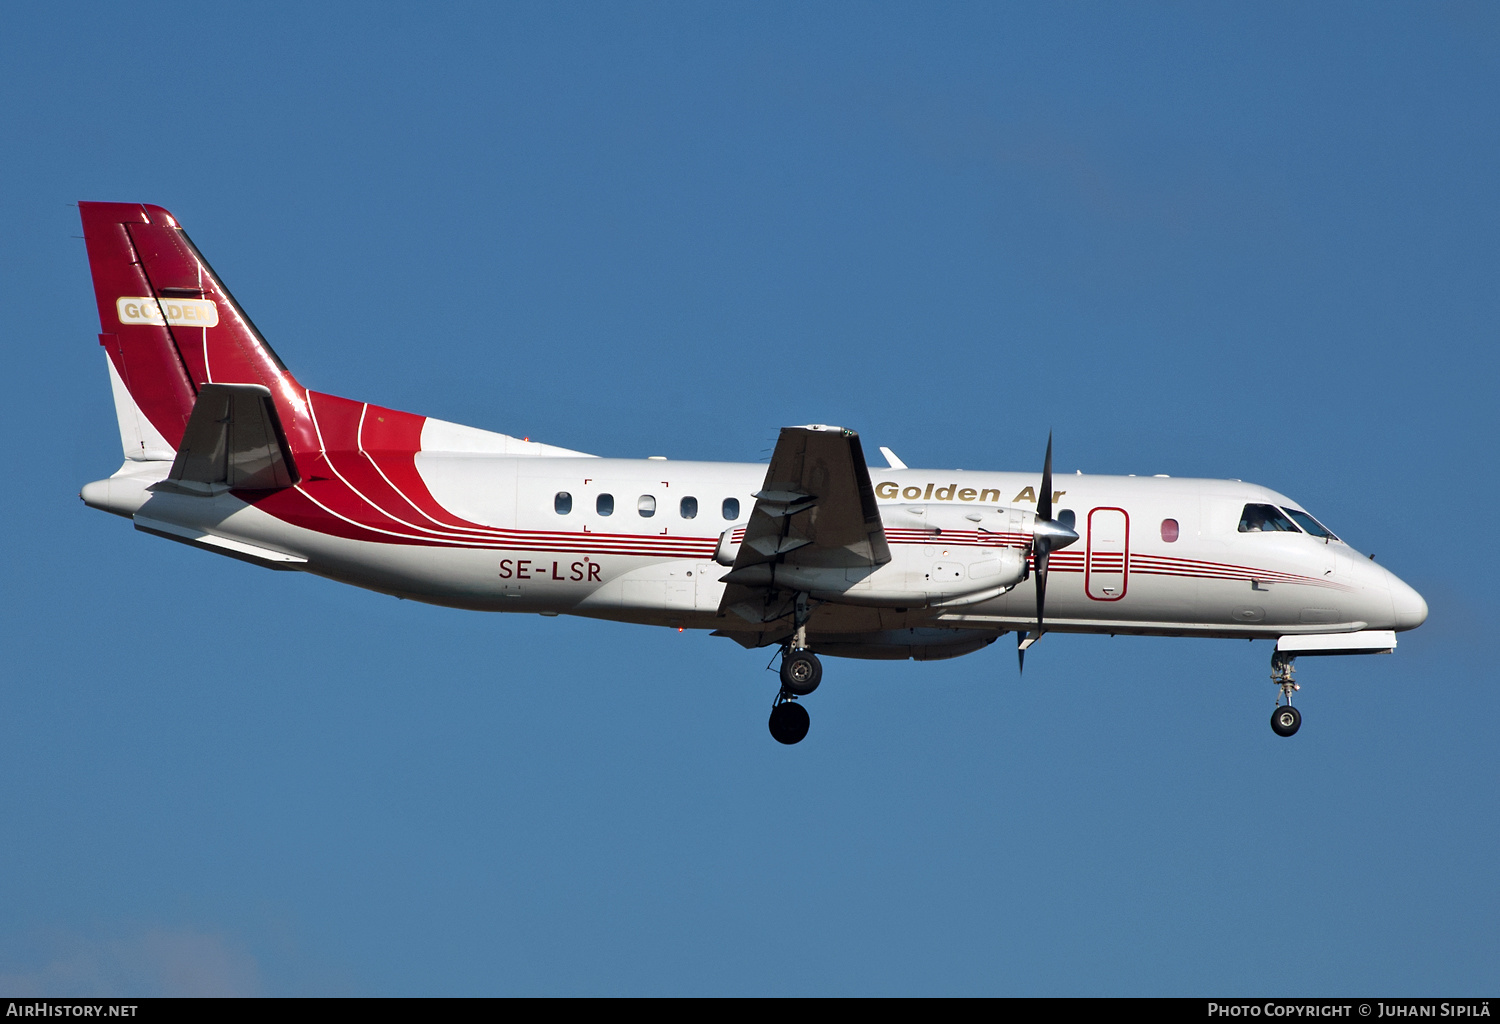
{"left": 874, "top": 482, "right": 1065, "bottom": 504}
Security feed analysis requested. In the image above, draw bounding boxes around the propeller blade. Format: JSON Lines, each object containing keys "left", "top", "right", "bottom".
{"left": 1034, "top": 432, "right": 1056, "bottom": 638}
{"left": 1038, "top": 431, "right": 1054, "bottom": 524}
{"left": 1035, "top": 548, "right": 1049, "bottom": 636}
{"left": 1017, "top": 433, "right": 1075, "bottom": 675}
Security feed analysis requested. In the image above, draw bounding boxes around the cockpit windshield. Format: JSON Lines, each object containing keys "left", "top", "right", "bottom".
{"left": 1238, "top": 503, "right": 1300, "bottom": 533}
{"left": 1282, "top": 508, "right": 1339, "bottom": 541}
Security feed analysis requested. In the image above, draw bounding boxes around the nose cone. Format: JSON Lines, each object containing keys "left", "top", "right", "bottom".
{"left": 1386, "top": 570, "right": 1429, "bottom": 631}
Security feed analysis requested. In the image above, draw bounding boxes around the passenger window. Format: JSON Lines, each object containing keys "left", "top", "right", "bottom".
{"left": 638, "top": 495, "right": 656, "bottom": 518}
{"left": 1283, "top": 508, "right": 1338, "bottom": 541}
{"left": 1161, "top": 518, "right": 1179, "bottom": 542}
{"left": 722, "top": 497, "right": 740, "bottom": 520}
{"left": 1238, "top": 503, "right": 1299, "bottom": 533}
{"left": 680, "top": 496, "right": 698, "bottom": 519}
{"left": 597, "top": 493, "right": 614, "bottom": 516}
{"left": 554, "top": 491, "right": 572, "bottom": 515}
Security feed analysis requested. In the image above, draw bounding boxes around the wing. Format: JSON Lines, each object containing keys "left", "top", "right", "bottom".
{"left": 718, "top": 425, "right": 890, "bottom": 624}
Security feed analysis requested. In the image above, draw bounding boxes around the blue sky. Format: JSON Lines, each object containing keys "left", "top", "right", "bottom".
{"left": 1, "top": 1, "right": 1496, "bottom": 995}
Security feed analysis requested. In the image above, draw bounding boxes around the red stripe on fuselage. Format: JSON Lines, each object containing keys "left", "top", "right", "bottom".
{"left": 237, "top": 414, "right": 1348, "bottom": 590}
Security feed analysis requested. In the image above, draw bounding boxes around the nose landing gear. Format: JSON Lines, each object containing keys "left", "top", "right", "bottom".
{"left": 1271, "top": 704, "right": 1302, "bottom": 737}
{"left": 1270, "top": 651, "right": 1302, "bottom": 737}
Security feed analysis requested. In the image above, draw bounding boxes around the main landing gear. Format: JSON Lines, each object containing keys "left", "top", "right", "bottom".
{"left": 769, "top": 690, "right": 812, "bottom": 745}
{"left": 768, "top": 596, "right": 821, "bottom": 745}
{"left": 1270, "top": 651, "right": 1302, "bottom": 737}
{"left": 780, "top": 649, "right": 822, "bottom": 695}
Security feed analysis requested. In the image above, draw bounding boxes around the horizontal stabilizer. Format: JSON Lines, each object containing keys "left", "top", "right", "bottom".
{"left": 157, "top": 383, "right": 299, "bottom": 494}
{"left": 133, "top": 516, "right": 307, "bottom": 570}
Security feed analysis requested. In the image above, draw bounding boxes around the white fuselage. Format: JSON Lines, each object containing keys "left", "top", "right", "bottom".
{"left": 85, "top": 447, "right": 1428, "bottom": 657}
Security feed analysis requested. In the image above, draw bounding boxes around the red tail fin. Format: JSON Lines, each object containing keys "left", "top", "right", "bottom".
{"left": 80, "top": 202, "right": 318, "bottom": 456}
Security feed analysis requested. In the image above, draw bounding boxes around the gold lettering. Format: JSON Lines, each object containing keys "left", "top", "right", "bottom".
{"left": 958, "top": 488, "right": 977, "bottom": 502}
{"left": 902, "top": 486, "right": 922, "bottom": 501}
{"left": 1014, "top": 486, "right": 1036, "bottom": 503}
{"left": 980, "top": 489, "right": 1000, "bottom": 503}
{"left": 923, "top": 483, "right": 934, "bottom": 500}
{"left": 875, "top": 482, "right": 898, "bottom": 500}
{"left": 1052, "top": 490, "right": 1066, "bottom": 503}
{"left": 935, "top": 484, "right": 956, "bottom": 501}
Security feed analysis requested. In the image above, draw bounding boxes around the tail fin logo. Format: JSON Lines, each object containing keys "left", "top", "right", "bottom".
{"left": 116, "top": 296, "right": 220, "bottom": 328}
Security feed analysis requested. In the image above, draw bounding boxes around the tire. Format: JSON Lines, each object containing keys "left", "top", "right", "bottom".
{"left": 1271, "top": 705, "right": 1302, "bottom": 737}
{"left": 769, "top": 701, "right": 811, "bottom": 745}
{"left": 779, "top": 651, "right": 822, "bottom": 696}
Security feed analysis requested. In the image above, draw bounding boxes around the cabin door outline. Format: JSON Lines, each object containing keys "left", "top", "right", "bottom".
{"left": 1086, "top": 506, "right": 1130, "bottom": 601}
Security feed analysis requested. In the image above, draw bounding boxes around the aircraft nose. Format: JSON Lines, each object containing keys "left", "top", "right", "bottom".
{"left": 1386, "top": 570, "right": 1428, "bottom": 631}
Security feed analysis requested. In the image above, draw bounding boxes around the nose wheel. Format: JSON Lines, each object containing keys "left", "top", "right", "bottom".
{"left": 1271, "top": 704, "right": 1302, "bottom": 737}
{"left": 1270, "top": 651, "right": 1302, "bottom": 737}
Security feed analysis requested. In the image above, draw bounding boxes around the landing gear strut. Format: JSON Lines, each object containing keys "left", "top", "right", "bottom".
{"left": 1270, "top": 651, "right": 1302, "bottom": 737}
{"left": 768, "top": 594, "right": 820, "bottom": 744}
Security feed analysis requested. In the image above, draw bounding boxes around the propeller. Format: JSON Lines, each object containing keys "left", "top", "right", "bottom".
{"left": 1018, "top": 432, "right": 1080, "bottom": 672}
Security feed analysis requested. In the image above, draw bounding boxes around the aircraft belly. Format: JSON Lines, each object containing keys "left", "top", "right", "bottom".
{"left": 1105, "top": 570, "right": 1201, "bottom": 621}
{"left": 268, "top": 533, "right": 583, "bottom": 611}
{"left": 124, "top": 494, "right": 576, "bottom": 611}
{"left": 576, "top": 560, "right": 706, "bottom": 612}
{"left": 961, "top": 573, "right": 1198, "bottom": 625}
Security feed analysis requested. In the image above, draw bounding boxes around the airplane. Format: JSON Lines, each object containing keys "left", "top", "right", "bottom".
{"left": 75, "top": 201, "right": 1429, "bottom": 745}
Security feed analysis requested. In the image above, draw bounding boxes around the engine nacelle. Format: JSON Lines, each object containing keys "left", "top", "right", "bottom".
{"left": 816, "top": 503, "right": 1033, "bottom": 608}
{"left": 716, "top": 503, "right": 1036, "bottom": 609}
